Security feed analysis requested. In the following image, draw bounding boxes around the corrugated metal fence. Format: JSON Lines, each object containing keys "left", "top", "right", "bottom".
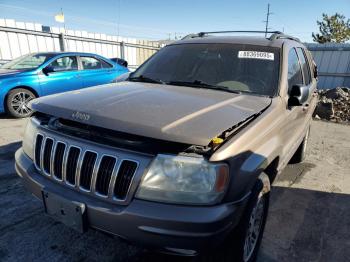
{"left": 0, "top": 18, "right": 161, "bottom": 70}
{"left": 306, "top": 43, "right": 350, "bottom": 89}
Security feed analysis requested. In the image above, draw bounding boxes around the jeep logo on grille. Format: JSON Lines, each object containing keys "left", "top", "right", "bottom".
{"left": 71, "top": 111, "right": 90, "bottom": 121}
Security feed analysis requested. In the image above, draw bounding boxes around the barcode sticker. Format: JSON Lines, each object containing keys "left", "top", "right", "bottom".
{"left": 238, "top": 51, "right": 274, "bottom": 61}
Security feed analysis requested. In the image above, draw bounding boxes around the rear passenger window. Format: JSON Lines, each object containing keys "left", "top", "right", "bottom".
{"left": 296, "top": 48, "right": 311, "bottom": 85}
{"left": 287, "top": 49, "right": 303, "bottom": 90}
{"left": 81, "top": 57, "right": 102, "bottom": 70}
{"left": 101, "top": 59, "right": 113, "bottom": 68}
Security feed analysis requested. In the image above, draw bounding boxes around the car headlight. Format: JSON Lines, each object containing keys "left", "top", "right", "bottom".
{"left": 136, "top": 154, "right": 229, "bottom": 205}
{"left": 22, "top": 117, "right": 39, "bottom": 160}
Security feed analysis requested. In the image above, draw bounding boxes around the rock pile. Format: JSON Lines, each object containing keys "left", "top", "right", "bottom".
{"left": 314, "top": 87, "right": 350, "bottom": 123}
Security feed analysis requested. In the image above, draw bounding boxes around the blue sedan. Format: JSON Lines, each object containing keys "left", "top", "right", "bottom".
{"left": 0, "top": 52, "right": 129, "bottom": 118}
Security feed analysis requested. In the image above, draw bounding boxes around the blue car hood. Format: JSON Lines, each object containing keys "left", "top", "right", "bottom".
{"left": 0, "top": 68, "right": 31, "bottom": 77}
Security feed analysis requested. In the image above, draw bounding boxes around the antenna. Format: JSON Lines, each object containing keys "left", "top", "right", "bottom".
{"left": 263, "top": 3, "right": 273, "bottom": 37}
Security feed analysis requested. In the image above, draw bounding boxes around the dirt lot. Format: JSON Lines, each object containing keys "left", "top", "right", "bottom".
{"left": 0, "top": 116, "right": 349, "bottom": 262}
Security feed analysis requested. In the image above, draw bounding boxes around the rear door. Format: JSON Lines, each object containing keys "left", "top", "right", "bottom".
{"left": 39, "top": 55, "right": 82, "bottom": 95}
{"left": 78, "top": 56, "right": 116, "bottom": 88}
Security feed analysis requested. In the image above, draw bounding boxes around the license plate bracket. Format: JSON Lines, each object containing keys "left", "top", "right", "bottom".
{"left": 42, "top": 190, "right": 87, "bottom": 233}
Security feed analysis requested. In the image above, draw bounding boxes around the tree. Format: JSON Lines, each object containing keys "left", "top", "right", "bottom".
{"left": 312, "top": 13, "right": 350, "bottom": 43}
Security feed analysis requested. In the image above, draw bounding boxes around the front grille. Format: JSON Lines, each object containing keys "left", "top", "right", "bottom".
{"left": 79, "top": 151, "right": 97, "bottom": 190}
{"left": 34, "top": 134, "right": 43, "bottom": 168}
{"left": 95, "top": 156, "right": 116, "bottom": 196}
{"left": 34, "top": 133, "right": 139, "bottom": 203}
{"left": 66, "top": 147, "right": 81, "bottom": 185}
{"left": 114, "top": 160, "right": 138, "bottom": 200}
{"left": 43, "top": 138, "right": 54, "bottom": 174}
{"left": 53, "top": 142, "right": 66, "bottom": 179}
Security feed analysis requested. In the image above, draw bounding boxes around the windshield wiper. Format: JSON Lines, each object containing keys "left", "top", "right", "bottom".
{"left": 167, "top": 80, "right": 241, "bottom": 94}
{"left": 128, "top": 75, "right": 165, "bottom": 84}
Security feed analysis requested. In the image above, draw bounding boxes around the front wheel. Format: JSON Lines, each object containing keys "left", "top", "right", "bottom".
{"left": 200, "top": 175, "right": 270, "bottom": 262}
{"left": 232, "top": 176, "right": 270, "bottom": 262}
{"left": 6, "top": 88, "right": 36, "bottom": 118}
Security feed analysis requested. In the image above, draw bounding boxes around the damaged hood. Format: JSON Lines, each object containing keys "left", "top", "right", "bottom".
{"left": 30, "top": 82, "right": 271, "bottom": 146}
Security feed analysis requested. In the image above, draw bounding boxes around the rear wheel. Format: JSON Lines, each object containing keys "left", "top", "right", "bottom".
{"left": 289, "top": 126, "right": 310, "bottom": 164}
{"left": 6, "top": 88, "right": 36, "bottom": 118}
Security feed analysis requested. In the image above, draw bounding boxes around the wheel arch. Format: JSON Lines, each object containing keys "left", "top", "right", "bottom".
{"left": 264, "top": 156, "right": 280, "bottom": 185}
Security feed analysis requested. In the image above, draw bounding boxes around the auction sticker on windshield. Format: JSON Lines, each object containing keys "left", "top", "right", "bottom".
{"left": 238, "top": 51, "right": 274, "bottom": 61}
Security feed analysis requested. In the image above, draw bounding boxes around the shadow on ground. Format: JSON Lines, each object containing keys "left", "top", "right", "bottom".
{"left": 0, "top": 141, "right": 21, "bottom": 177}
{"left": 259, "top": 186, "right": 350, "bottom": 262}
{"left": 0, "top": 113, "right": 11, "bottom": 119}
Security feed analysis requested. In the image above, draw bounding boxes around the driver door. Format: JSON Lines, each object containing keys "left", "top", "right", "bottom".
{"left": 39, "top": 56, "right": 82, "bottom": 96}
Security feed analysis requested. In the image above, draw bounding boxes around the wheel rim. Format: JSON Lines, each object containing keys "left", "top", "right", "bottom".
{"left": 243, "top": 193, "right": 266, "bottom": 262}
{"left": 10, "top": 91, "right": 34, "bottom": 116}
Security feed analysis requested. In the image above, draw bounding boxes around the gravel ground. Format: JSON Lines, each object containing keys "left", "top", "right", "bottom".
{"left": 0, "top": 116, "right": 349, "bottom": 262}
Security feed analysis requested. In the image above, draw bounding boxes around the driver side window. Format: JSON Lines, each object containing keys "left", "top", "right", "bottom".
{"left": 287, "top": 48, "right": 303, "bottom": 91}
{"left": 49, "top": 56, "right": 78, "bottom": 72}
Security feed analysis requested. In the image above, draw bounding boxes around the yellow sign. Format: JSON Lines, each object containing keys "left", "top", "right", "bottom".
{"left": 55, "top": 13, "right": 65, "bottom": 23}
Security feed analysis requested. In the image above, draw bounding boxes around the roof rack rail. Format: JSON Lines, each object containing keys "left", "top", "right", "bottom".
{"left": 182, "top": 30, "right": 283, "bottom": 40}
{"left": 181, "top": 30, "right": 301, "bottom": 43}
{"left": 269, "top": 33, "right": 301, "bottom": 42}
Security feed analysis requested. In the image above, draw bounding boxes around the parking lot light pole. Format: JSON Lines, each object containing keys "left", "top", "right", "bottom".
{"left": 59, "top": 33, "right": 66, "bottom": 51}
{"left": 120, "top": 41, "right": 125, "bottom": 59}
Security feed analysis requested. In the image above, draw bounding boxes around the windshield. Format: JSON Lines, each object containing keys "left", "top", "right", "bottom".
{"left": 1, "top": 54, "right": 56, "bottom": 70}
{"left": 131, "top": 43, "right": 280, "bottom": 96}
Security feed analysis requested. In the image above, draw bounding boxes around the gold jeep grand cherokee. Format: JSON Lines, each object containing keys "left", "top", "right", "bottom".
{"left": 16, "top": 31, "right": 317, "bottom": 262}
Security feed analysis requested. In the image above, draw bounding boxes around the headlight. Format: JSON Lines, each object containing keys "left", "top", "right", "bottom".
{"left": 22, "top": 117, "right": 39, "bottom": 159}
{"left": 136, "top": 154, "right": 229, "bottom": 205}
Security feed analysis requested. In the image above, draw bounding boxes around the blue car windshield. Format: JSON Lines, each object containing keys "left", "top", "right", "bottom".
{"left": 131, "top": 43, "right": 280, "bottom": 96}
{"left": 1, "top": 54, "right": 56, "bottom": 70}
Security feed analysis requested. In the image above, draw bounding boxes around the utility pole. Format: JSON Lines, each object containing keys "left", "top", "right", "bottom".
{"left": 263, "top": 3, "right": 272, "bottom": 37}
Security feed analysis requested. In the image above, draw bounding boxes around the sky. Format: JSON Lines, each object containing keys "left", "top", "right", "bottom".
{"left": 0, "top": 0, "right": 349, "bottom": 42}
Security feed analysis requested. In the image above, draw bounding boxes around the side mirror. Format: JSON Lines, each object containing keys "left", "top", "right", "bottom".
{"left": 42, "top": 66, "right": 55, "bottom": 75}
{"left": 288, "top": 84, "right": 309, "bottom": 107}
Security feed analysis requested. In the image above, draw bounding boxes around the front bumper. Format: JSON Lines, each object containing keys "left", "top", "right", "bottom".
{"left": 15, "top": 148, "right": 247, "bottom": 254}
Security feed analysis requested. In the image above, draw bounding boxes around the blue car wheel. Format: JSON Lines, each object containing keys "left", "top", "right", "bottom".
{"left": 6, "top": 88, "right": 36, "bottom": 118}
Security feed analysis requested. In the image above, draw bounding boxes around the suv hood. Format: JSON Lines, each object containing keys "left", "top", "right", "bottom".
{"left": 30, "top": 82, "right": 271, "bottom": 146}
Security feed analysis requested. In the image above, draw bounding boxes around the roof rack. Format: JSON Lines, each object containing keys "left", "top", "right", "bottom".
{"left": 181, "top": 30, "right": 301, "bottom": 43}
{"left": 269, "top": 33, "right": 301, "bottom": 42}
{"left": 182, "top": 31, "right": 282, "bottom": 40}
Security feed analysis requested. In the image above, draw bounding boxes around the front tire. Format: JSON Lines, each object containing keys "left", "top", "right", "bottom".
{"left": 200, "top": 175, "right": 270, "bottom": 262}
{"left": 6, "top": 88, "right": 36, "bottom": 118}
{"left": 231, "top": 176, "right": 270, "bottom": 262}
